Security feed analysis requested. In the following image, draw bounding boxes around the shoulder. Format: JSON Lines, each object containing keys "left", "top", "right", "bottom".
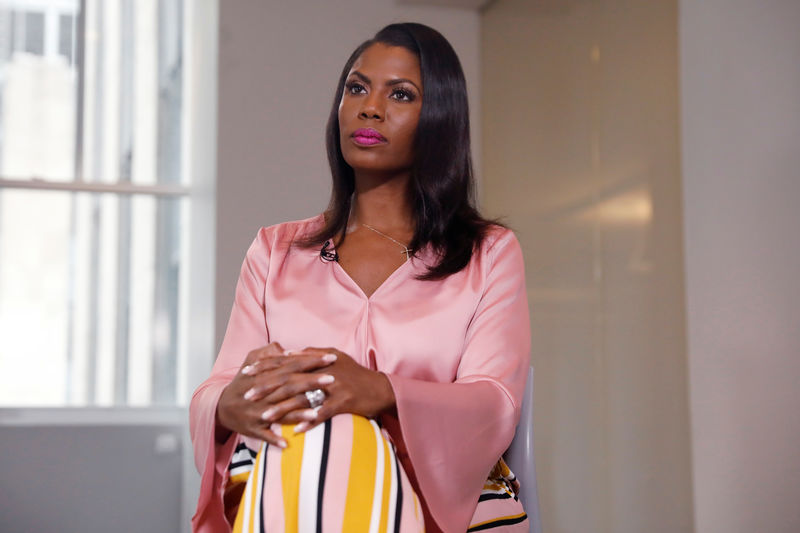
{"left": 249, "top": 213, "right": 326, "bottom": 256}
{"left": 479, "top": 224, "right": 522, "bottom": 262}
{"left": 237, "top": 214, "right": 325, "bottom": 280}
{"left": 465, "top": 224, "right": 525, "bottom": 286}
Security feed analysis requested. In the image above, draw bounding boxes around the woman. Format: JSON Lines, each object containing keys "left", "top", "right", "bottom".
{"left": 190, "top": 23, "right": 530, "bottom": 532}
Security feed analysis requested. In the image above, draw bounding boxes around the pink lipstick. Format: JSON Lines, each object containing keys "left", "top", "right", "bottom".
{"left": 352, "top": 128, "right": 387, "bottom": 146}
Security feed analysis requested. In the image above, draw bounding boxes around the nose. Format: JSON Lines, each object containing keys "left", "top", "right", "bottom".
{"left": 359, "top": 93, "right": 384, "bottom": 120}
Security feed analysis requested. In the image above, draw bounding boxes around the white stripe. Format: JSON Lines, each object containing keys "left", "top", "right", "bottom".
{"left": 232, "top": 451, "right": 253, "bottom": 463}
{"left": 231, "top": 455, "right": 253, "bottom": 466}
{"left": 231, "top": 444, "right": 256, "bottom": 460}
{"left": 230, "top": 465, "right": 254, "bottom": 478}
{"left": 297, "top": 424, "right": 325, "bottom": 533}
{"left": 368, "top": 420, "right": 385, "bottom": 533}
{"left": 386, "top": 438, "right": 398, "bottom": 533}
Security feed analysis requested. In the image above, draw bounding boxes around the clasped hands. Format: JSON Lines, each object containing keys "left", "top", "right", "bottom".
{"left": 216, "top": 342, "right": 395, "bottom": 449}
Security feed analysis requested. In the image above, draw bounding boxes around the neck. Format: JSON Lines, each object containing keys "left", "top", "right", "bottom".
{"left": 351, "top": 171, "right": 414, "bottom": 233}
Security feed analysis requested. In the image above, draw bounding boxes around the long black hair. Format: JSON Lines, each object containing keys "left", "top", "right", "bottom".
{"left": 301, "top": 22, "right": 497, "bottom": 280}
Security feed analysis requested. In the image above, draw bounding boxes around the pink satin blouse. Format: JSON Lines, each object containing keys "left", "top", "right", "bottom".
{"left": 189, "top": 214, "right": 530, "bottom": 532}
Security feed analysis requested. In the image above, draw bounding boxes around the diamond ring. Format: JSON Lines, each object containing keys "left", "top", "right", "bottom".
{"left": 304, "top": 388, "right": 326, "bottom": 409}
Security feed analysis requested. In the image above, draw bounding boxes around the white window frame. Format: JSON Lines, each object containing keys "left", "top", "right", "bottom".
{"left": 0, "top": 1, "right": 218, "bottom": 529}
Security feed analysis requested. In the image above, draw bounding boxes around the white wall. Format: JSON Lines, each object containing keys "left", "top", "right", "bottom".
{"left": 680, "top": 1, "right": 800, "bottom": 532}
{"left": 215, "top": 1, "right": 481, "bottom": 345}
{"left": 481, "top": 1, "right": 693, "bottom": 532}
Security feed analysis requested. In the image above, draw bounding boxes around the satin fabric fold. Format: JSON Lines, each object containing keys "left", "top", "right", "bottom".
{"left": 189, "top": 214, "right": 530, "bottom": 532}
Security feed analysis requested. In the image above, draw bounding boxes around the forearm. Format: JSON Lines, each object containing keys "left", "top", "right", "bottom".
{"left": 214, "top": 400, "right": 234, "bottom": 444}
{"left": 375, "top": 371, "right": 397, "bottom": 415}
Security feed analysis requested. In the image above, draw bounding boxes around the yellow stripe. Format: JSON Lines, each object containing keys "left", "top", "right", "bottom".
{"left": 232, "top": 478, "right": 247, "bottom": 533}
{"left": 234, "top": 446, "right": 262, "bottom": 533}
{"left": 342, "top": 416, "right": 378, "bottom": 532}
{"left": 248, "top": 450, "right": 262, "bottom": 532}
{"left": 230, "top": 471, "right": 251, "bottom": 484}
{"left": 378, "top": 436, "right": 392, "bottom": 533}
{"left": 468, "top": 511, "right": 528, "bottom": 530}
{"left": 281, "top": 425, "right": 305, "bottom": 533}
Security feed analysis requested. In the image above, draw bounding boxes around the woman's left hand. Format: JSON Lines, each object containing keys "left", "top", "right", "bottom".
{"left": 248, "top": 347, "right": 396, "bottom": 433}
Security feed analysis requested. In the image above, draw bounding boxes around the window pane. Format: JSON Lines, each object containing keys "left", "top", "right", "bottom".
{"left": 0, "top": 10, "right": 12, "bottom": 62}
{"left": 82, "top": 0, "right": 183, "bottom": 185}
{"left": 0, "top": 0, "right": 183, "bottom": 185}
{"left": 23, "top": 11, "right": 44, "bottom": 55}
{"left": 58, "top": 13, "right": 74, "bottom": 64}
{"left": 0, "top": 189, "right": 71, "bottom": 404}
{"left": 0, "top": 189, "right": 187, "bottom": 406}
{"left": 0, "top": 2, "right": 78, "bottom": 181}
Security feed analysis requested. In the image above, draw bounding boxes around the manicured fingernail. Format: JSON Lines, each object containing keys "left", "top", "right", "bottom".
{"left": 284, "top": 349, "right": 298, "bottom": 355}
{"left": 318, "top": 374, "right": 335, "bottom": 385}
{"left": 243, "top": 388, "right": 256, "bottom": 400}
{"left": 261, "top": 407, "right": 277, "bottom": 421}
{"left": 301, "top": 409, "right": 318, "bottom": 421}
{"left": 294, "top": 422, "right": 310, "bottom": 433}
{"left": 322, "top": 353, "right": 337, "bottom": 363}
{"left": 277, "top": 438, "right": 288, "bottom": 449}
{"left": 241, "top": 365, "right": 254, "bottom": 375}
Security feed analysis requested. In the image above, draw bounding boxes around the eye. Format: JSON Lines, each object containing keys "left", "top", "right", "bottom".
{"left": 390, "top": 88, "right": 416, "bottom": 102}
{"left": 345, "top": 81, "right": 367, "bottom": 95}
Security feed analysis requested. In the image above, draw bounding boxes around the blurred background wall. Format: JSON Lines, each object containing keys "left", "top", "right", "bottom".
{"left": 680, "top": 1, "right": 800, "bottom": 531}
{"left": 481, "top": 1, "right": 692, "bottom": 532}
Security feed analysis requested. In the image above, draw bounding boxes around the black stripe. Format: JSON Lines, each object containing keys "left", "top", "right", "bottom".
{"left": 259, "top": 443, "right": 268, "bottom": 533}
{"left": 393, "top": 449, "right": 403, "bottom": 533}
{"left": 234, "top": 442, "right": 258, "bottom": 457}
{"left": 229, "top": 460, "right": 254, "bottom": 471}
{"left": 478, "top": 492, "right": 512, "bottom": 502}
{"left": 467, "top": 513, "right": 528, "bottom": 532}
{"left": 316, "top": 420, "right": 332, "bottom": 533}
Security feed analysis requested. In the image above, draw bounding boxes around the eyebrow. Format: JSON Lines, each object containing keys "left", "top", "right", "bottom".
{"left": 350, "top": 70, "right": 422, "bottom": 93}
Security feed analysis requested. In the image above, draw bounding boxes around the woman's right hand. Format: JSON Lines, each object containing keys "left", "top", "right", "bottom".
{"left": 215, "top": 342, "right": 337, "bottom": 448}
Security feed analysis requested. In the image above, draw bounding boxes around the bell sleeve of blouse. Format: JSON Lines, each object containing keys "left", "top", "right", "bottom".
{"left": 383, "top": 229, "right": 531, "bottom": 533}
{"left": 189, "top": 229, "right": 272, "bottom": 532}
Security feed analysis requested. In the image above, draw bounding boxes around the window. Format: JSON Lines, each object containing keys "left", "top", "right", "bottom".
{"left": 0, "top": 0, "right": 215, "bottom": 407}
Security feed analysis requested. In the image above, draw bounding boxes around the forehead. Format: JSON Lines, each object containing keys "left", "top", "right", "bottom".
{"left": 348, "top": 43, "right": 422, "bottom": 84}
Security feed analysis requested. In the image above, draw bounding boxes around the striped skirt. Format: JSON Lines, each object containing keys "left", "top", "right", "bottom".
{"left": 227, "top": 414, "right": 528, "bottom": 532}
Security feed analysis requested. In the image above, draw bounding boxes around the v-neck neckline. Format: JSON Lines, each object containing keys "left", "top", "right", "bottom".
{"left": 331, "top": 251, "right": 415, "bottom": 301}
{"left": 307, "top": 212, "right": 427, "bottom": 300}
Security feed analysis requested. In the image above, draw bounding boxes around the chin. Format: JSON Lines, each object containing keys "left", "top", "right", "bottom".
{"left": 344, "top": 157, "right": 391, "bottom": 173}
{"left": 352, "top": 167, "right": 404, "bottom": 179}
{"left": 343, "top": 155, "right": 412, "bottom": 177}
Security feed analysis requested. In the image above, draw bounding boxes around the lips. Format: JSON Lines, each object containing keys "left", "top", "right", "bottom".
{"left": 351, "top": 128, "right": 387, "bottom": 146}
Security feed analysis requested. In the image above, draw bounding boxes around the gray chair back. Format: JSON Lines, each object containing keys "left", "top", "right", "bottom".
{"left": 504, "top": 366, "right": 543, "bottom": 533}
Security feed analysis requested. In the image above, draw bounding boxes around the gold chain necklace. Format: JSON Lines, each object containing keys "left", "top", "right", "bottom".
{"left": 362, "top": 223, "right": 414, "bottom": 261}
